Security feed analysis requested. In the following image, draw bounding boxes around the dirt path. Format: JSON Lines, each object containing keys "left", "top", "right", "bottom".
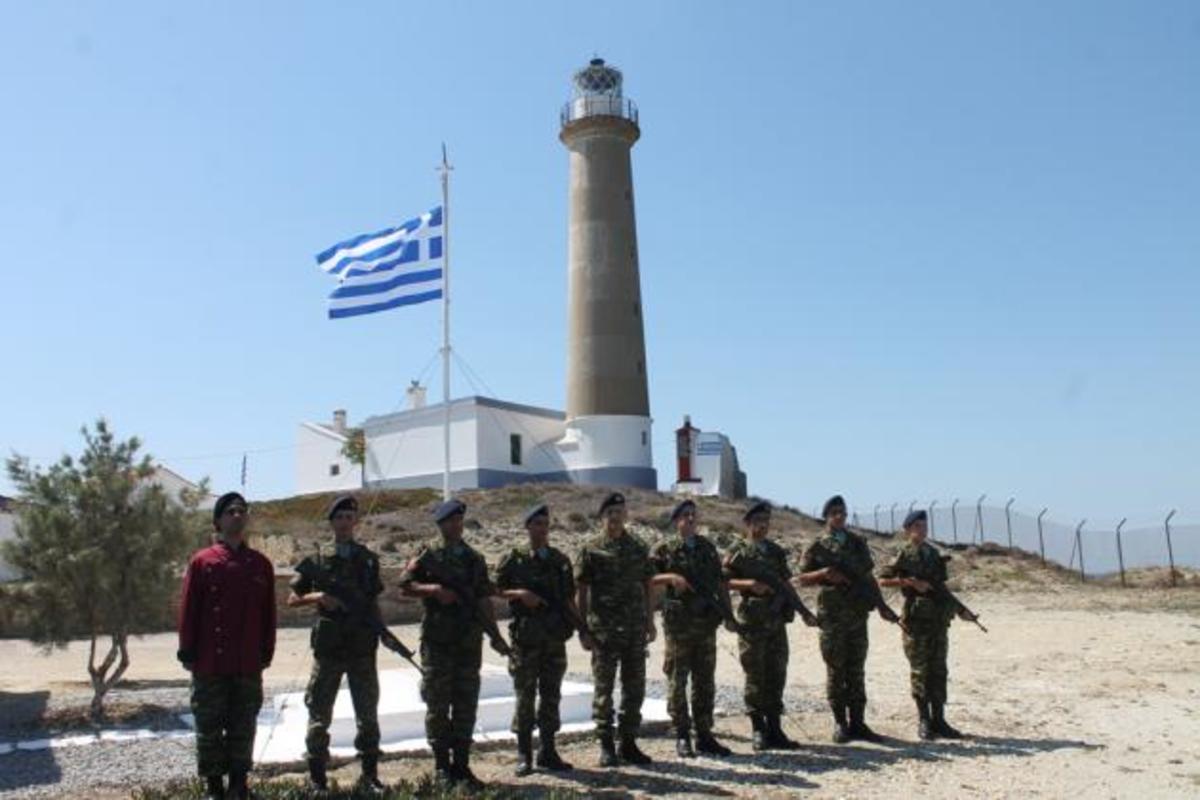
{"left": 3, "top": 587, "right": 1198, "bottom": 798}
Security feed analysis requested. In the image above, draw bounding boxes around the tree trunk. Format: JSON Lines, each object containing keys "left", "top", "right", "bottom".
{"left": 86, "top": 632, "right": 131, "bottom": 721}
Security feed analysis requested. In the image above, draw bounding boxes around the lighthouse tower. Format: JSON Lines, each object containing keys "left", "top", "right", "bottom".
{"left": 556, "top": 58, "right": 656, "bottom": 489}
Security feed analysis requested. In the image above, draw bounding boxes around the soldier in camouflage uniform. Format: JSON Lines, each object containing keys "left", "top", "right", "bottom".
{"left": 651, "top": 499, "right": 734, "bottom": 758}
{"left": 723, "top": 500, "right": 802, "bottom": 751}
{"left": 287, "top": 495, "right": 386, "bottom": 794}
{"left": 398, "top": 499, "right": 497, "bottom": 787}
{"left": 496, "top": 502, "right": 593, "bottom": 776}
{"left": 878, "top": 509, "right": 968, "bottom": 740}
{"left": 576, "top": 492, "right": 657, "bottom": 767}
{"left": 798, "top": 494, "right": 884, "bottom": 744}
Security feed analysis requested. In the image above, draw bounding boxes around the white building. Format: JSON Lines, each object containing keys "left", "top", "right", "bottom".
{"left": 0, "top": 496, "right": 18, "bottom": 583}
{"left": 671, "top": 416, "right": 747, "bottom": 500}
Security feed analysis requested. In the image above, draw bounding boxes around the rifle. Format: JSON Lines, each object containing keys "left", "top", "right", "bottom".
{"left": 806, "top": 541, "right": 908, "bottom": 633}
{"left": 295, "top": 557, "right": 420, "bottom": 670}
{"left": 670, "top": 560, "right": 752, "bottom": 635}
{"left": 507, "top": 561, "right": 594, "bottom": 642}
{"left": 727, "top": 552, "right": 819, "bottom": 628}
{"left": 927, "top": 577, "right": 988, "bottom": 633}
{"left": 416, "top": 550, "right": 512, "bottom": 657}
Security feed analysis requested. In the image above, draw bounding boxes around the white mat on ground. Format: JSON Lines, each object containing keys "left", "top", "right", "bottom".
{"left": 252, "top": 665, "right": 669, "bottom": 763}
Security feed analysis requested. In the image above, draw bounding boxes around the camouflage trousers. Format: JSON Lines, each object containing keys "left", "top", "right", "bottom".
{"left": 902, "top": 623, "right": 950, "bottom": 704}
{"left": 304, "top": 652, "right": 380, "bottom": 763}
{"left": 190, "top": 673, "right": 263, "bottom": 777}
{"left": 508, "top": 638, "right": 568, "bottom": 735}
{"left": 818, "top": 614, "right": 869, "bottom": 707}
{"left": 662, "top": 628, "right": 717, "bottom": 733}
{"left": 591, "top": 636, "right": 647, "bottom": 738}
{"left": 737, "top": 626, "right": 788, "bottom": 716}
{"left": 420, "top": 635, "right": 483, "bottom": 749}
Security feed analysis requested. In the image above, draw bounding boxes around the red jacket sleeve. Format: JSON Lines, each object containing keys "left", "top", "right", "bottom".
{"left": 261, "top": 557, "right": 277, "bottom": 668}
{"left": 177, "top": 556, "right": 201, "bottom": 666}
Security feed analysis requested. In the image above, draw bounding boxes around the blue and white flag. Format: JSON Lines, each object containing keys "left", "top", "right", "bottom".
{"left": 315, "top": 207, "right": 443, "bottom": 319}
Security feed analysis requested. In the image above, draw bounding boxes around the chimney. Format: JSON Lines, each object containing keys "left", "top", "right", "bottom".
{"left": 332, "top": 409, "right": 347, "bottom": 433}
{"left": 406, "top": 381, "right": 427, "bottom": 410}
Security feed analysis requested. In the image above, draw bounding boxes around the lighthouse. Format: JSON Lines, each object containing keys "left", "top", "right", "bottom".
{"left": 556, "top": 58, "right": 656, "bottom": 489}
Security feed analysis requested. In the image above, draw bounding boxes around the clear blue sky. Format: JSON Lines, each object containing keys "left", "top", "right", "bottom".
{"left": 2, "top": 1, "right": 1197, "bottom": 528}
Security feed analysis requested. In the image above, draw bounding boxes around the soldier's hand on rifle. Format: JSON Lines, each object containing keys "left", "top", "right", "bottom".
{"left": 957, "top": 608, "right": 978, "bottom": 622}
{"left": 669, "top": 574, "right": 693, "bottom": 593}
{"left": 822, "top": 567, "right": 849, "bottom": 585}
{"left": 432, "top": 585, "right": 460, "bottom": 605}
{"left": 516, "top": 589, "right": 545, "bottom": 609}
{"left": 579, "top": 630, "right": 596, "bottom": 652}
{"left": 316, "top": 592, "right": 344, "bottom": 611}
{"left": 906, "top": 578, "right": 932, "bottom": 593}
{"left": 748, "top": 580, "right": 773, "bottom": 596}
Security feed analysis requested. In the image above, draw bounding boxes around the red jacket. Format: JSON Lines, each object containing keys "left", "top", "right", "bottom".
{"left": 177, "top": 541, "right": 276, "bottom": 676}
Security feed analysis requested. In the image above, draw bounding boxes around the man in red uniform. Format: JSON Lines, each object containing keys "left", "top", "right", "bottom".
{"left": 178, "top": 492, "right": 276, "bottom": 800}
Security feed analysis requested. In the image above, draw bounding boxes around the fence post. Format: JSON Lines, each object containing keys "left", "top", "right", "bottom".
{"left": 1075, "top": 519, "right": 1087, "bottom": 582}
{"left": 1037, "top": 507, "right": 1048, "bottom": 564}
{"left": 1165, "top": 510, "right": 1177, "bottom": 587}
{"left": 1115, "top": 518, "right": 1127, "bottom": 587}
{"left": 951, "top": 498, "right": 959, "bottom": 543}
{"left": 890, "top": 503, "right": 898, "bottom": 533}
{"left": 975, "top": 494, "right": 987, "bottom": 544}
{"left": 873, "top": 505, "right": 880, "bottom": 535}
{"left": 1004, "top": 498, "right": 1015, "bottom": 550}
{"left": 929, "top": 499, "right": 938, "bottom": 541}
{"left": 852, "top": 511, "right": 860, "bottom": 528}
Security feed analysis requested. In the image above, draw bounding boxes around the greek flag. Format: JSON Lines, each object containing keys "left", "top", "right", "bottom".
{"left": 315, "top": 207, "right": 443, "bottom": 319}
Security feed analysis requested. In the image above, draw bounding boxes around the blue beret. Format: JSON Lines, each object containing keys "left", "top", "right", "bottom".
{"left": 212, "top": 491, "right": 247, "bottom": 524}
{"left": 670, "top": 499, "right": 697, "bottom": 523}
{"left": 743, "top": 500, "right": 772, "bottom": 521}
{"left": 326, "top": 494, "right": 358, "bottom": 520}
{"left": 433, "top": 498, "right": 466, "bottom": 523}
{"left": 597, "top": 492, "right": 626, "bottom": 515}
{"left": 523, "top": 503, "right": 550, "bottom": 526}
{"left": 822, "top": 495, "right": 847, "bottom": 519}
{"left": 903, "top": 509, "right": 928, "bottom": 529}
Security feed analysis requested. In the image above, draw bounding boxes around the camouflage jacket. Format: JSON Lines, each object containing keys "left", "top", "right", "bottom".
{"left": 291, "top": 540, "right": 384, "bottom": 657}
{"left": 800, "top": 529, "right": 876, "bottom": 620}
{"left": 575, "top": 530, "right": 653, "bottom": 643}
{"left": 652, "top": 534, "right": 724, "bottom": 637}
{"left": 879, "top": 541, "right": 956, "bottom": 627}
{"left": 723, "top": 537, "right": 792, "bottom": 632}
{"left": 400, "top": 537, "right": 492, "bottom": 645}
{"left": 496, "top": 545, "right": 576, "bottom": 645}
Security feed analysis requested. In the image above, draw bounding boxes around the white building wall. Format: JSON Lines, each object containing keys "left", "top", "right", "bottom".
{"left": 473, "top": 405, "right": 566, "bottom": 476}
{"left": 363, "top": 404, "right": 481, "bottom": 484}
{"left": 0, "top": 512, "right": 18, "bottom": 582}
{"left": 297, "top": 423, "right": 361, "bottom": 495}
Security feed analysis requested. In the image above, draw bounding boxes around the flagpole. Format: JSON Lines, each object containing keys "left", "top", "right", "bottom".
{"left": 439, "top": 145, "right": 453, "bottom": 501}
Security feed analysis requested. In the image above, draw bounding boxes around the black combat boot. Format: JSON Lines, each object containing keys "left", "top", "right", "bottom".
{"left": 306, "top": 759, "right": 328, "bottom": 792}
{"left": 358, "top": 755, "right": 385, "bottom": 794}
{"left": 451, "top": 741, "right": 483, "bottom": 789}
{"left": 675, "top": 729, "right": 696, "bottom": 758}
{"left": 618, "top": 734, "right": 653, "bottom": 765}
{"left": 536, "top": 731, "right": 573, "bottom": 771}
{"left": 830, "top": 703, "right": 851, "bottom": 744}
{"left": 598, "top": 731, "right": 619, "bottom": 768}
{"left": 765, "top": 714, "right": 801, "bottom": 750}
{"left": 848, "top": 703, "right": 884, "bottom": 743}
{"left": 432, "top": 746, "right": 453, "bottom": 786}
{"left": 695, "top": 730, "right": 733, "bottom": 757}
{"left": 204, "top": 775, "right": 224, "bottom": 800}
{"left": 515, "top": 730, "right": 534, "bottom": 777}
{"left": 751, "top": 714, "right": 769, "bottom": 751}
{"left": 226, "top": 768, "right": 250, "bottom": 799}
{"left": 916, "top": 697, "right": 935, "bottom": 741}
{"left": 931, "top": 702, "right": 963, "bottom": 739}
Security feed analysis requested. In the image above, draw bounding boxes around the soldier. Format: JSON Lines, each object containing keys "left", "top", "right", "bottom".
{"left": 798, "top": 494, "right": 884, "bottom": 744}
{"left": 398, "top": 498, "right": 496, "bottom": 788}
{"left": 576, "top": 492, "right": 657, "bottom": 767}
{"left": 177, "top": 492, "right": 276, "bottom": 800}
{"left": 496, "top": 502, "right": 593, "bottom": 776}
{"left": 650, "top": 499, "right": 734, "bottom": 758}
{"left": 723, "top": 500, "right": 801, "bottom": 751}
{"left": 878, "top": 509, "right": 968, "bottom": 740}
{"left": 287, "top": 495, "right": 386, "bottom": 794}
